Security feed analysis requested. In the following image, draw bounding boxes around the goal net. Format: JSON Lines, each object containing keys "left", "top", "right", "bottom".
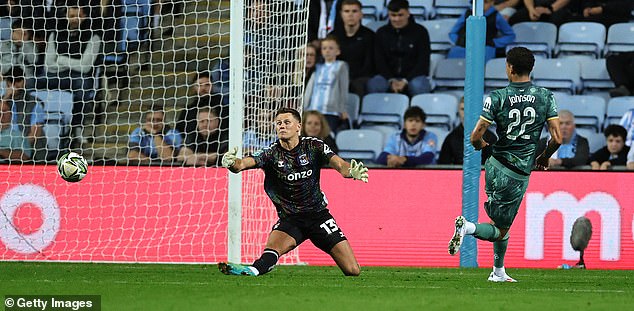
{"left": 0, "top": 0, "right": 308, "bottom": 264}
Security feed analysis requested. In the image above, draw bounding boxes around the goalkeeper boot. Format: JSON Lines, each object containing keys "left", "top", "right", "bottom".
{"left": 448, "top": 216, "right": 467, "bottom": 255}
{"left": 218, "top": 262, "right": 256, "bottom": 276}
{"left": 487, "top": 271, "right": 518, "bottom": 283}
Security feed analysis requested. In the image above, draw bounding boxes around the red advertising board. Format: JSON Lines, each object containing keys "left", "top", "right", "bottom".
{"left": 1, "top": 166, "right": 633, "bottom": 269}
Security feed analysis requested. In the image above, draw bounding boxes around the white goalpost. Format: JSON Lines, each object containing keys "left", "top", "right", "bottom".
{"left": 0, "top": 0, "right": 308, "bottom": 264}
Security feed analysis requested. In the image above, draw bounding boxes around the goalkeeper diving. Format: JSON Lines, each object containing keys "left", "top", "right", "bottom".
{"left": 219, "top": 107, "right": 368, "bottom": 276}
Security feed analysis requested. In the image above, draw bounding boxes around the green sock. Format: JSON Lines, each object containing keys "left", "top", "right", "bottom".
{"left": 493, "top": 238, "right": 508, "bottom": 268}
{"left": 474, "top": 223, "right": 500, "bottom": 242}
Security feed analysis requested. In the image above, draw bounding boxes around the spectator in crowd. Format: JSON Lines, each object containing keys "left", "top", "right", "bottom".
{"left": 175, "top": 71, "right": 223, "bottom": 136}
{"left": 4, "top": 0, "right": 46, "bottom": 42}
{"left": 37, "top": 2, "right": 101, "bottom": 129}
{"left": 606, "top": 51, "right": 634, "bottom": 98}
{"left": 305, "top": 44, "right": 318, "bottom": 86}
{"left": 304, "top": 35, "right": 349, "bottom": 134}
{"left": 0, "top": 19, "right": 37, "bottom": 87}
{"left": 308, "top": 0, "right": 344, "bottom": 43}
{"left": 368, "top": 0, "right": 431, "bottom": 97}
{"left": 495, "top": 0, "right": 524, "bottom": 20}
{"left": 619, "top": 107, "right": 634, "bottom": 147}
{"left": 588, "top": 124, "right": 630, "bottom": 170}
{"left": 535, "top": 110, "right": 589, "bottom": 169}
{"left": 578, "top": 0, "right": 632, "bottom": 27}
{"left": 376, "top": 106, "right": 437, "bottom": 167}
{"left": 627, "top": 147, "right": 634, "bottom": 170}
{"left": 0, "top": 99, "right": 30, "bottom": 161}
{"left": 331, "top": 0, "right": 375, "bottom": 97}
{"left": 439, "top": 97, "right": 497, "bottom": 165}
{"left": 448, "top": 0, "right": 516, "bottom": 62}
{"left": 211, "top": 57, "right": 229, "bottom": 105}
{"left": 301, "top": 110, "right": 339, "bottom": 154}
{"left": 127, "top": 110, "right": 182, "bottom": 163}
{"left": 2, "top": 67, "right": 47, "bottom": 160}
{"left": 509, "top": 0, "right": 581, "bottom": 26}
{"left": 243, "top": 108, "right": 276, "bottom": 156}
{"left": 177, "top": 107, "right": 228, "bottom": 167}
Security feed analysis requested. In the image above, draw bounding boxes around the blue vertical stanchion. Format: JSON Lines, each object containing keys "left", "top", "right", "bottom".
{"left": 461, "top": 0, "right": 486, "bottom": 268}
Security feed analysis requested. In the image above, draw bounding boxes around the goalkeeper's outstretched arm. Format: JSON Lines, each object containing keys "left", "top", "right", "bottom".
{"left": 329, "top": 156, "right": 369, "bottom": 183}
{"left": 222, "top": 147, "right": 256, "bottom": 173}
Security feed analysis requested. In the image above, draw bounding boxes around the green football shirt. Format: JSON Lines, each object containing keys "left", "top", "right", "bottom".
{"left": 481, "top": 81, "right": 558, "bottom": 175}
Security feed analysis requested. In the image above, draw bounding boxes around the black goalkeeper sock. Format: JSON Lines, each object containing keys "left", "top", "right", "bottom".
{"left": 252, "top": 248, "right": 279, "bottom": 275}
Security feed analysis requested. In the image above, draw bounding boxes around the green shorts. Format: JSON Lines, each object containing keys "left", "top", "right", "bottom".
{"left": 483, "top": 157, "right": 530, "bottom": 229}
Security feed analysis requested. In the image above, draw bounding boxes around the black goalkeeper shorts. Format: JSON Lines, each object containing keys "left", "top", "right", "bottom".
{"left": 272, "top": 209, "right": 348, "bottom": 253}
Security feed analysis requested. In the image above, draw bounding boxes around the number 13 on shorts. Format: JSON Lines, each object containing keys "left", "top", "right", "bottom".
{"left": 320, "top": 218, "right": 340, "bottom": 234}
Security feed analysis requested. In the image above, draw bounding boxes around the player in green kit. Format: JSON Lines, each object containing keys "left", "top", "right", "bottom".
{"left": 448, "top": 47, "right": 562, "bottom": 282}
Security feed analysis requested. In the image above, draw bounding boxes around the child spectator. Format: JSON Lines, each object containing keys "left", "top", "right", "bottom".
{"left": 303, "top": 35, "right": 349, "bottom": 134}
{"left": 588, "top": 124, "right": 630, "bottom": 170}
{"left": 376, "top": 106, "right": 437, "bottom": 167}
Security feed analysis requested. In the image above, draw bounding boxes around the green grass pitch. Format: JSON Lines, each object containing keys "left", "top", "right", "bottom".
{"left": 2, "top": 262, "right": 632, "bottom": 310}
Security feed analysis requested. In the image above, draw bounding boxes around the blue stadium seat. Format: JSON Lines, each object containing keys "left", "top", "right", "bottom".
{"left": 579, "top": 58, "right": 615, "bottom": 91}
{"left": 103, "top": 0, "right": 151, "bottom": 65}
{"left": 411, "top": 93, "right": 458, "bottom": 130}
{"left": 410, "top": 0, "right": 435, "bottom": 21}
{"left": 359, "top": 124, "right": 399, "bottom": 146}
{"left": 485, "top": 58, "right": 508, "bottom": 90}
{"left": 419, "top": 19, "right": 457, "bottom": 53}
{"left": 364, "top": 20, "right": 387, "bottom": 32}
{"left": 605, "top": 23, "right": 634, "bottom": 54}
{"left": 556, "top": 22, "right": 606, "bottom": 58}
{"left": 359, "top": 93, "right": 409, "bottom": 129}
{"left": 532, "top": 58, "right": 581, "bottom": 94}
{"left": 507, "top": 22, "right": 557, "bottom": 58}
{"left": 433, "top": 58, "right": 466, "bottom": 89}
{"left": 346, "top": 93, "right": 360, "bottom": 128}
{"left": 434, "top": 0, "right": 470, "bottom": 18}
{"left": 605, "top": 97, "right": 634, "bottom": 126}
{"left": 558, "top": 95, "right": 606, "bottom": 132}
{"left": 0, "top": 17, "right": 11, "bottom": 41}
{"left": 335, "top": 129, "right": 384, "bottom": 163}
{"left": 425, "top": 126, "right": 450, "bottom": 150}
{"left": 361, "top": 0, "right": 386, "bottom": 21}
{"left": 30, "top": 90, "right": 74, "bottom": 155}
{"left": 576, "top": 128, "right": 605, "bottom": 154}
{"left": 429, "top": 53, "right": 446, "bottom": 80}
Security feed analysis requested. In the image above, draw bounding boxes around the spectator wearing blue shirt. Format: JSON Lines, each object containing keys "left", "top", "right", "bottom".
{"left": 377, "top": 106, "right": 437, "bottom": 167}
{"left": 3, "top": 67, "right": 49, "bottom": 160}
{"left": 0, "top": 99, "right": 30, "bottom": 161}
{"left": 448, "top": 0, "right": 516, "bottom": 62}
{"left": 128, "top": 110, "right": 182, "bottom": 164}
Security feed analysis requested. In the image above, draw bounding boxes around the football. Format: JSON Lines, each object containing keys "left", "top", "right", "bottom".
{"left": 57, "top": 152, "right": 88, "bottom": 182}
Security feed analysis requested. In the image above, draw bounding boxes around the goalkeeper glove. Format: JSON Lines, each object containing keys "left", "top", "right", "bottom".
{"left": 222, "top": 146, "right": 238, "bottom": 168}
{"left": 349, "top": 159, "right": 369, "bottom": 183}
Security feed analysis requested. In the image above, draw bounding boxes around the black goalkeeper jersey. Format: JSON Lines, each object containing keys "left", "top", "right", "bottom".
{"left": 251, "top": 136, "right": 336, "bottom": 218}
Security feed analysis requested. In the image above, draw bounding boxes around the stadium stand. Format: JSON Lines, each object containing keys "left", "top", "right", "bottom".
{"left": 410, "top": 93, "right": 458, "bottom": 130}
{"left": 419, "top": 18, "right": 456, "bottom": 53}
{"left": 533, "top": 58, "right": 582, "bottom": 94}
{"left": 557, "top": 95, "right": 606, "bottom": 132}
{"left": 556, "top": 22, "right": 606, "bottom": 58}
{"left": 433, "top": 0, "right": 470, "bottom": 18}
{"left": 335, "top": 129, "right": 384, "bottom": 163}
{"left": 506, "top": 22, "right": 557, "bottom": 58}
{"left": 346, "top": 93, "right": 360, "bottom": 129}
{"left": 484, "top": 58, "right": 508, "bottom": 90}
{"left": 606, "top": 97, "right": 634, "bottom": 127}
{"left": 605, "top": 22, "right": 634, "bottom": 54}
{"left": 433, "top": 58, "right": 466, "bottom": 90}
{"left": 359, "top": 93, "right": 409, "bottom": 129}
